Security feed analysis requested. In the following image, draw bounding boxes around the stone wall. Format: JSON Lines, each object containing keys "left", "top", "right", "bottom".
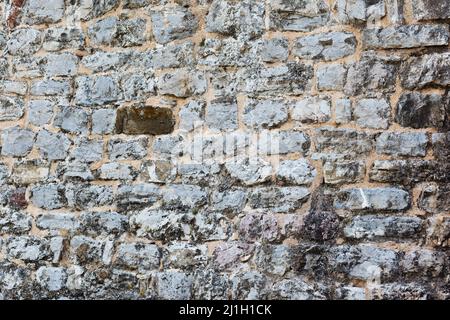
{"left": 0, "top": 0, "right": 449, "bottom": 300}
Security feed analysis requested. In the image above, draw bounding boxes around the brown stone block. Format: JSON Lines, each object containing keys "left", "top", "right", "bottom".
{"left": 115, "top": 105, "right": 175, "bottom": 135}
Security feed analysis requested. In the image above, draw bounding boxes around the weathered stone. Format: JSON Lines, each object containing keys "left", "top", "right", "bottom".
{"left": 401, "top": 249, "right": 446, "bottom": 277}
{"left": 276, "top": 159, "right": 316, "bottom": 185}
{"left": 432, "top": 132, "right": 450, "bottom": 161}
{"left": 53, "top": 106, "right": 89, "bottom": 134}
{"left": 363, "top": 25, "right": 449, "bottom": 49}
{"left": 80, "top": 211, "right": 127, "bottom": 236}
{"left": 123, "top": 0, "right": 151, "bottom": 9}
{"left": 153, "top": 135, "right": 185, "bottom": 158}
{"left": 36, "top": 130, "right": 71, "bottom": 161}
{"left": 130, "top": 209, "right": 193, "bottom": 241}
{"left": 270, "top": 0, "right": 329, "bottom": 32}
{"left": 335, "top": 188, "right": 410, "bottom": 212}
{"left": 164, "top": 243, "right": 207, "bottom": 269}
{"left": 303, "top": 210, "right": 340, "bottom": 242}
{"left": 241, "top": 62, "right": 314, "bottom": 96}
{"left": 0, "top": 209, "right": 32, "bottom": 234}
{"left": 155, "top": 271, "right": 193, "bottom": 299}
{"left": 314, "top": 127, "right": 374, "bottom": 156}
{"left": 334, "top": 98, "right": 353, "bottom": 124}
{"left": 0, "top": 97, "right": 25, "bottom": 121}
{"left": 10, "top": 160, "right": 49, "bottom": 185}
{"left": 258, "top": 38, "right": 289, "bottom": 62}
{"left": 396, "top": 92, "right": 446, "bottom": 129}
{"left": 243, "top": 98, "right": 288, "bottom": 129}
{"left": 28, "top": 99, "right": 54, "bottom": 126}
{"left": 412, "top": 0, "right": 450, "bottom": 20}
{"left": 206, "top": 0, "right": 264, "bottom": 39}
{"left": 36, "top": 213, "right": 80, "bottom": 233}
{"left": 140, "top": 160, "right": 176, "bottom": 183}
{"left": 198, "top": 38, "right": 256, "bottom": 67}
{"left": 354, "top": 98, "right": 390, "bottom": 129}
{"left": 400, "top": 53, "right": 450, "bottom": 89}
{"left": 369, "top": 283, "right": 428, "bottom": 300}
{"left": 259, "top": 131, "right": 311, "bottom": 155}
{"left": 56, "top": 162, "right": 94, "bottom": 181}
{"left": 248, "top": 187, "right": 310, "bottom": 213}
{"left": 210, "top": 188, "right": 246, "bottom": 217}
{"left": 254, "top": 245, "right": 294, "bottom": 276}
{"left": 92, "top": 109, "right": 116, "bottom": 134}
{"left": 7, "top": 236, "right": 49, "bottom": 262}
{"left": 21, "top": 0, "right": 65, "bottom": 25}
{"left": 419, "top": 184, "right": 450, "bottom": 214}
{"left": 65, "top": 184, "right": 114, "bottom": 210}
{"left": 291, "top": 96, "right": 331, "bottom": 123}
{"left": 206, "top": 98, "right": 238, "bottom": 132}
{"left": 157, "top": 69, "right": 207, "bottom": 98}
{"left": 334, "top": 0, "right": 386, "bottom": 24}
{"left": 11, "top": 56, "right": 43, "bottom": 78}
{"left": 0, "top": 80, "right": 27, "bottom": 96}
{"left": 98, "top": 162, "right": 137, "bottom": 181}
{"left": 31, "top": 79, "right": 72, "bottom": 96}
{"left": 369, "top": 160, "right": 450, "bottom": 184}
{"left": 81, "top": 51, "right": 129, "bottom": 73}
{"left": 67, "top": 0, "right": 120, "bottom": 21}
{"left": 71, "top": 138, "right": 103, "bottom": 163}
{"left": 75, "top": 75, "right": 120, "bottom": 106}
{"left": 294, "top": 32, "right": 356, "bottom": 61}
{"left": 323, "top": 160, "right": 365, "bottom": 184}
{"left": 88, "top": 17, "right": 147, "bottom": 47}
{"left": 121, "top": 71, "right": 157, "bottom": 102}
{"left": 70, "top": 236, "right": 104, "bottom": 264}
{"left": 108, "top": 137, "right": 148, "bottom": 160}
{"left": 270, "top": 277, "right": 326, "bottom": 300}
{"left": 43, "top": 27, "right": 84, "bottom": 51}
{"left": 31, "top": 184, "right": 66, "bottom": 210}
{"left": 162, "top": 185, "right": 207, "bottom": 210}
{"left": 43, "top": 53, "right": 79, "bottom": 77}
{"left": 36, "top": 266, "right": 66, "bottom": 292}
{"left": 178, "top": 163, "right": 221, "bottom": 185}
{"left": 225, "top": 157, "right": 272, "bottom": 186}
{"left": 7, "top": 29, "right": 42, "bottom": 56}
{"left": 150, "top": 42, "right": 194, "bottom": 69}
{"left": 427, "top": 216, "right": 450, "bottom": 247}
{"left": 116, "top": 184, "right": 160, "bottom": 211}
{"left": 344, "top": 215, "right": 423, "bottom": 239}
{"left": 114, "top": 243, "right": 161, "bottom": 271}
{"left": 194, "top": 211, "right": 232, "bottom": 242}
{"left": 179, "top": 100, "right": 205, "bottom": 131}
{"left": 150, "top": 6, "right": 198, "bottom": 44}
{"left": 317, "top": 64, "right": 347, "bottom": 91}
{"left": 115, "top": 105, "right": 174, "bottom": 135}
{"left": 239, "top": 213, "right": 280, "bottom": 243}
{"left": 344, "top": 53, "right": 398, "bottom": 96}
{"left": 212, "top": 241, "right": 254, "bottom": 270}
{"left": 1, "top": 127, "right": 35, "bottom": 157}
{"left": 376, "top": 132, "right": 428, "bottom": 157}
{"left": 231, "top": 271, "right": 267, "bottom": 299}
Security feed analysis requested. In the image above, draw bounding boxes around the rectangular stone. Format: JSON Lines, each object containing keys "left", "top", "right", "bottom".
{"left": 363, "top": 25, "right": 449, "bottom": 49}
{"left": 270, "top": 0, "right": 329, "bottom": 32}
{"left": 413, "top": 0, "right": 450, "bottom": 20}
{"left": 376, "top": 132, "right": 428, "bottom": 157}
{"left": 115, "top": 105, "right": 174, "bottom": 135}
{"left": 335, "top": 188, "right": 410, "bottom": 212}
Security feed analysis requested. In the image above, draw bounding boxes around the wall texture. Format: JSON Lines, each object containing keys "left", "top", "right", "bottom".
{"left": 0, "top": 0, "right": 449, "bottom": 300}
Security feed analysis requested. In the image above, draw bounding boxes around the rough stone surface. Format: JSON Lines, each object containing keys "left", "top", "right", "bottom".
{"left": 396, "top": 92, "right": 446, "bottom": 129}
{"left": 362, "top": 25, "right": 449, "bottom": 49}
{"left": 0, "top": 0, "right": 448, "bottom": 301}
